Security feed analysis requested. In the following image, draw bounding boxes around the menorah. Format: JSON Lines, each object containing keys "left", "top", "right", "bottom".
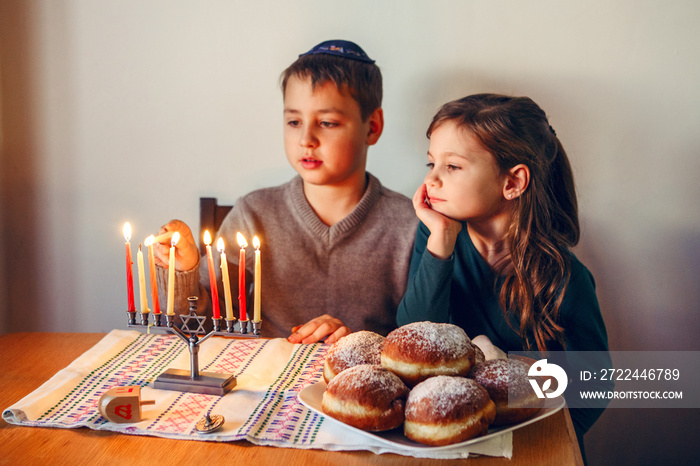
{"left": 127, "top": 296, "right": 260, "bottom": 396}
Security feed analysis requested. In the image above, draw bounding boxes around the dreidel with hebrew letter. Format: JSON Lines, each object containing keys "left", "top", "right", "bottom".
{"left": 98, "top": 385, "right": 155, "bottom": 423}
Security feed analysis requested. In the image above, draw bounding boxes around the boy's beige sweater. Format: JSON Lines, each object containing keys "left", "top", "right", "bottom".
{"left": 158, "top": 173, "right": 418, "bottom": 338}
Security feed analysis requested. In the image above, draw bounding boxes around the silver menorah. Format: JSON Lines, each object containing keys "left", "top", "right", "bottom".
{"left": 126, "top": 296, "right": 260, "bottom": 395}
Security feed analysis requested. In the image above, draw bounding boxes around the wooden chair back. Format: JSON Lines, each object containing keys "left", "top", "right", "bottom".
{"left": 199, "top": 197, "right": 233, "bottom": 256}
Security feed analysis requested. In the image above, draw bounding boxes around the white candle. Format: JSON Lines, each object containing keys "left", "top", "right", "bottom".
{"left": 166, "top": 232, "right": 180, "bottom": 316}
{"left": 253, "top": 236, "right": 261, "bottom": 323}
{"left": 144, "top": 235, "right": 160, "bottom": 314}
{"left": 217, "top": 237, "right": 234, "bottom": 321}
{"left": 137, "top": 244, "right": 150, "bottom": 313}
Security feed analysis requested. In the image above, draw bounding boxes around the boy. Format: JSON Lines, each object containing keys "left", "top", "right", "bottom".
{"left": 154, "top": 40, "right": 418, "bottom": 344}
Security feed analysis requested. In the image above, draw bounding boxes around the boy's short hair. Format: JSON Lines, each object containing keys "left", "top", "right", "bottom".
{"left": 280, "top": 40, "right": 382, "bottom": 121}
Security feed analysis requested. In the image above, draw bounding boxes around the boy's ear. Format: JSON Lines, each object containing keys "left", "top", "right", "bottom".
{"left": 366, "top": 108, "right": 384, "bottom": 146}
{"left": 503, "top": 164, "right": 530, "bottom": 200}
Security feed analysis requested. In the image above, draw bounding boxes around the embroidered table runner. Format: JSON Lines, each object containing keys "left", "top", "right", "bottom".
{"left": 3, "top": 330, "right": 511, "bottom": 459}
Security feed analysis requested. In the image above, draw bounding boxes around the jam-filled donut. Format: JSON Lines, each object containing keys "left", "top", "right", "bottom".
{"left": 381, "top": 322, "right": 475, "bottom": 386}
{"left": 321, "top": 364, "right": 409, "bottom": 432}
{"left": 323, "top": 331, "right": 384, "bottom": 383}
{"left": 404, "top": 376, "right": 496, "bottom": 446}
{"left": 468, "top": 358, "right": 544, "bottom": 425}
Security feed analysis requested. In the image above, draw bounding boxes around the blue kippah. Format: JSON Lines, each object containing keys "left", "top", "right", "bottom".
{"left": 299, "top": 40, "right": 375, "bottom": 63}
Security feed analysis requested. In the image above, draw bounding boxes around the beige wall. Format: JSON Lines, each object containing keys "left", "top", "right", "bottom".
{"left": 2, "top": 1, "right": 699, "bottom": 464}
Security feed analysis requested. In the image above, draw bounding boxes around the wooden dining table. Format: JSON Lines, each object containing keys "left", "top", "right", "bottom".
{"left": 0, "top": 332, "right": 583, "bottom": 465}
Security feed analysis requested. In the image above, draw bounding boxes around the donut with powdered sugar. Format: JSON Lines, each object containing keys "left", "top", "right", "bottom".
{"left": 381, "top": 322, "right": 476, "bottom": 386}
{"left": 468, "top": 358, "right": 544, "bottom": 425}
{"left": 404, "top": 376, "right": 496, "bottom": 445}
{"left": 323, "top": 331, "right": 384, "bottom": 383}
{"left": 321, "top": 364, "right": 409, "bottom": 432}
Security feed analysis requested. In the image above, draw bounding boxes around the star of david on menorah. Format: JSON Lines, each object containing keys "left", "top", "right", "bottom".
{"left": 126, "top": 296, "right": 260, "bottom": 396}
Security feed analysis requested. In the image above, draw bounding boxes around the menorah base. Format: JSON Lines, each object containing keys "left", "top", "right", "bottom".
{"left": 153, "top": 369, "right": 237, "bottom": 396}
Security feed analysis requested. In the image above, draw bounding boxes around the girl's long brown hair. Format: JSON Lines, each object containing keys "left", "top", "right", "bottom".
{"left": 427, "top": 94, "right": 579, "bottom": 352}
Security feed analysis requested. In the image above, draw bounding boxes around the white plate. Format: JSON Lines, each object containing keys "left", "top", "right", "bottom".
{"left": 297, "top": 381, "right": 565, "bottom": 452}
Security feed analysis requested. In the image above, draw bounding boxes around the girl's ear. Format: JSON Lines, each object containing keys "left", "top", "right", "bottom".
{"left": 366, "top": 108, "right": 384, "bottom": 146}
{"left": 503, "top": 164, "right": 530, "bottom": 200}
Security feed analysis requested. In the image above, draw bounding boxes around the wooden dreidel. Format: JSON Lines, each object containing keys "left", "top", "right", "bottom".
{"left": 99, "top": 385, "right": 155, "bottom": 423}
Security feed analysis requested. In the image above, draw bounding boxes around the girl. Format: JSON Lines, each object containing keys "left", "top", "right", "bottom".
{"left": 397, "top": 94, "right": 610, "bottom": 460}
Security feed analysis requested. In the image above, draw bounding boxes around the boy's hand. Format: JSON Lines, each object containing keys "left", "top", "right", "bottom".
{"left": 152, "top": 220, "right": 199, "bottom": 272}
{"left": 287, "top": 315, "right": 351, "bottom": 345}
{"left": 412, "top": 184, "right": 462, "bottom": 259}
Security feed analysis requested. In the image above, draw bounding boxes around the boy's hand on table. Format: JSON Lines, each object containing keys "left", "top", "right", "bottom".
{"left": 287, "top": 315, "right": 351, "bottom": 345}
{"left": 152, "top": 220, "right": 200, "bottom": 272}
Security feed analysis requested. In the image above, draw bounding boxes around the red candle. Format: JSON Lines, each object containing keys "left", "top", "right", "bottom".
{"left": 203, "top": 231, "right": 220, "bottom": 319}
{"left": 236, "top": 232, "right": 248, "bottom": 321}
{"left": 144, "top": 235, "right": 160, "bottom": 314}
{"left": 124, "top": 222, "right": 135, "bottom": 312}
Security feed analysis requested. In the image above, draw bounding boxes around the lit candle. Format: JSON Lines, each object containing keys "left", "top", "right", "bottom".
{"left": 253, "top": 236, "right": 261, "bottom": 323}
{"left": 124, "top": 222, "right": 135, "bottom": 312}
{"left": 144, "top": 235, "right": 160, "bottom": 314}
{"left": 236, "top": 232, "right": 248, "bottom": 321}
{"left": 217, "top": 237, "right": 234, "bottom": 321}
{"left": 136, "top": 244, "right": 150, "bottom": 314}
{"left": 203, "top": 231, "right": 221, "bottom": 319}
{"left": 166, "top": 232, "right": 180, "bottom": 316}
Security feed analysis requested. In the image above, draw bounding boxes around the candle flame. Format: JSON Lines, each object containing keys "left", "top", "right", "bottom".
{"left": 253, "top": 236, "right": 260, "bottom": 250}
{"left": 144, "top": 235, "right": 155, "bottom": 247}
{"left": 217, "top": 237, "right": 225, "bottom": 252}
{"left": 123, "top": 222, "right": 132, "bottom": 241}
{"left": 171, "top": 232, "right": 180, "bottom": 247}
{"left": 237, "top": 232, "right": 248, "bottom": 248}
{"left": 203, "top": 230, "right": 212, "bottom": 246}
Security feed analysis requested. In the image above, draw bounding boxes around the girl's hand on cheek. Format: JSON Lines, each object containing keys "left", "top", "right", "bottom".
{"left": 413, "top": 184, "right": 446, "bottom": 230}
{"left": 412, "top": 184, "right": 462, "bottom": 260}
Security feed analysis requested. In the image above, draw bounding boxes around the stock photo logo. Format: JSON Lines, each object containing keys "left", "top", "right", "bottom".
{"left": 527, "top": 359, "right": 568, "bottom": 399}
